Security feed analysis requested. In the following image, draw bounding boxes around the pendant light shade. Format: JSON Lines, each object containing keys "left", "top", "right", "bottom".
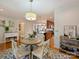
{"left": 25, "top": 12, "right": 37, "bottom": 21}
{"left": 25, "top": 0, "right": 37, "bottom": 21}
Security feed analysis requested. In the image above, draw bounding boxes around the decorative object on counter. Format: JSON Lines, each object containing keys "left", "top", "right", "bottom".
{"left": 77, "top": 37, "right": 79, "bottom": 40}
{"left": 71, "top": 36, "right": 79, "bottom": 40}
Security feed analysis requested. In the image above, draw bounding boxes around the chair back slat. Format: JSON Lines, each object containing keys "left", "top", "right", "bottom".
{"left": 42, "top": 39, "right": 49, "bottom": 56}
{"left": 11, "top": 39, "right": 17, "bottom": 58}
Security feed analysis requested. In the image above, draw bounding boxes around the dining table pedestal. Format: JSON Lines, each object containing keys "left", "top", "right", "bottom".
{"left": 20, "top": 39, "right": 41, "bottom": 59}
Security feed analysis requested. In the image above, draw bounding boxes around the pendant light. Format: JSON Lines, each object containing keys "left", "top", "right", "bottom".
{"left": 25, "top": 0, "right": 37, "bottom": 21}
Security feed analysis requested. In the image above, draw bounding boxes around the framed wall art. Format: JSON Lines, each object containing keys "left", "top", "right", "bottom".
{"left": 64, "top": 25, "right": 77, "bottom": 38}
{"left": 33, "top": 23, "right": 46, "bottom": 34}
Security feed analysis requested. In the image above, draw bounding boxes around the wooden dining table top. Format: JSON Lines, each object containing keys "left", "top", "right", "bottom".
{"left": 20, "top": 39, "right": 41, "bottom": 45}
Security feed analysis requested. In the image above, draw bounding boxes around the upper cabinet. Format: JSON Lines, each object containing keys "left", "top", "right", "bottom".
{"left": 47, "top": 20, "right": 54, "bottom": 29}
{"left": 46, "top": 20, "right": 54, "bottom": 32}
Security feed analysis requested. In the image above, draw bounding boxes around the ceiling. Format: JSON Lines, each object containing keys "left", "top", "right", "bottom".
{"left": 0, "top": 0, "right": 79, "bottom": 19}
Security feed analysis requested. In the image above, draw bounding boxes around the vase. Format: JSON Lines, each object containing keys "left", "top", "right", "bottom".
{"left": 29, "top": 37, "right": 35, "bottom": 40}
{"left": 5, "top": 26, "right": 9, "bottom": 32}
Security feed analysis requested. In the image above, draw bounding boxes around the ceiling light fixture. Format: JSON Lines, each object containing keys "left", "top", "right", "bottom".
{"left": 25, "top": 0, "right": 37, "bottom": 21}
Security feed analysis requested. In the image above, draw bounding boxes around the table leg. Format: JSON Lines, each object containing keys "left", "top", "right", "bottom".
{"left": 30, "top": 45, "right": 33, "bottom": 59}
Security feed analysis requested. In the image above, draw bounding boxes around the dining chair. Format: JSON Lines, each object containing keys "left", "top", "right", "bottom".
{"left": 11, "top": 39, "right": 30, "bottom": 59}
{"left": 36, "top": 34, "right": 45, "bottom": 47}
{"left": 32, "top": 39, "right": 50, "bottom": 59}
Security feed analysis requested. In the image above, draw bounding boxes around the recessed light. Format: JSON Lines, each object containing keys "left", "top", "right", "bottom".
{"left": 0, "top": 9, "right": 4, "bottom": 11}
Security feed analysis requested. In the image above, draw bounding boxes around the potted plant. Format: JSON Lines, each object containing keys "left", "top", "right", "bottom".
{"left": 4, "top": 20, "right": 10, "bottom": 32}
{"left": 2, "top": 20, "right": 14, "bottom": 33}
{"left": 5, "top": 26, "right": 9, "bottom": 32}
{"left": 76, "top": 37, "right": 79, "bottom": 40}
{"left": 28, "top": 31, "right": 36, "bottom": 40}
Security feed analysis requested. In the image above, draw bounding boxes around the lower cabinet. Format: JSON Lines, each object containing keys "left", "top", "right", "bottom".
{"left": 44, "top": 31, "right": 54, "bottom": 48}
{"left": 0, "top": 41, "right": 12, "bottom": 51}
{"left": 60, "top": 37, "right": 79, "bottom": 56}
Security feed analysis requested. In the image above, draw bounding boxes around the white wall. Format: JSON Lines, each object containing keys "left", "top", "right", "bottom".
{"left": 24, "top": 16, "right": 48, "bottom": 35}
{"left": 0, "top": 16, "right": 19, "bottom": 43}
{"left": 54, "top": 6, "right": 79, "bottom": 48}
{"left": 0, "top": 15, "right": 51, "bottom": 43}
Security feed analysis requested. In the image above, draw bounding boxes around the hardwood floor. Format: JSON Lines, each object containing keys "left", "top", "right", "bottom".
{"left": 0, "top": 41, "right": 12, "bottom": 52}
{"left": 49, "top": 48, "right": 79, "bottom": 59}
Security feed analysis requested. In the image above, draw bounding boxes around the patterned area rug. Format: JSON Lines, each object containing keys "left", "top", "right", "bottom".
{"left": 0, "top": 49, "right": 29, "bottom": 59}
{"left": 48, "top": 49, "right": 72, "bottom": 59}
{"left": 0, "top": 48, "right": 72, "bottom": 59}
{"left": 0, "top": 49, "right": 15, "bottom": 59}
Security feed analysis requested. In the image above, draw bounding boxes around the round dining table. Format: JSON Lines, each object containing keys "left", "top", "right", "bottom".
{"left": 20, "top": 38, "right": 41, "bottom": 59}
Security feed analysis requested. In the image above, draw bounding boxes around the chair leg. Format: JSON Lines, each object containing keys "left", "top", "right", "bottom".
{"left": 29, "top": 54, "right": 30, "bottom": 59}
{"left": 31, "top": 54, "right": 33, "bottom": 59}
{"left": 40, "top": 57, "right": 43, "bottom": 59}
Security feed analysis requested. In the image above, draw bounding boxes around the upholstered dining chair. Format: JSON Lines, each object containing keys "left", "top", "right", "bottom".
{"left": 36, "top": 34, "right": 45, "bottom": 47}
{"left": 32, "top": 39, "right": 50, "bottom": 59}
{"left": 11, "top": 39, "right": 30, "bottom": 59}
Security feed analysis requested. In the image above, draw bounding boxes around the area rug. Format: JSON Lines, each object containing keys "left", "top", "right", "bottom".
{"left": 0, "top": 49, "right": 29, "bottom": 59}
{"left": 0, "top": 48, "right": 72, "bottom": 59}
{"left": 49, "top": 49, "right": 72, "bottom": 59}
